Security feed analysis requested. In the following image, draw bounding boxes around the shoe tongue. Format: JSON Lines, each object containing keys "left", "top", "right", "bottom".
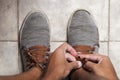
{"left": 73, "top": 45, "right": 95, "bottom": 54}
{"left": 27, "top": 46, "right": 50, "bottom": 70}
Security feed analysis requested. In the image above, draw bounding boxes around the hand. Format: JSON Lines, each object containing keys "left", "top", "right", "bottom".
{"left": 79, "top": 54, "right": 118, "bottom": 80}
{"left": 43, "top": 43, "right": 82, "bottom": 80}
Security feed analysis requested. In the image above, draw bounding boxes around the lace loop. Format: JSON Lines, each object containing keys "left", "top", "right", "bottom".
{"left": 23, "top": 46, "right": 50, "bottom": 71}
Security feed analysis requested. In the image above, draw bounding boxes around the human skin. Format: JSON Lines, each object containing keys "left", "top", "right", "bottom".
{"left": 0, "top": 43, "right": 118, "bottom": 80}
{"left": 71, "top": 53, "right": 119, "bottom": 80}
{"left": 0, "top": 67, "right": 42, "bottom": 80}
{"left": 43, "top": 43, "right": 82, "bottom": 80}
{"left": 0, "top": 43, "right": 81, "bottom": 80}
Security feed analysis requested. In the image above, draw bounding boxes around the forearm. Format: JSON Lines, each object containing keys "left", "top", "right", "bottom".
{"left": 0, "top": 76, "right": 16, "bottom": 80}
{"left": 0, "top": 67, "right": 42, "bottom": 80}
{"left": 43, "top": 73, "right": 63, "bottom": 80}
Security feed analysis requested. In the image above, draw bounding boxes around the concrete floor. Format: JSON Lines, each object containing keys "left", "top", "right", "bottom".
{"left": 0, "top": 0, "right": 120, "bottom": 79}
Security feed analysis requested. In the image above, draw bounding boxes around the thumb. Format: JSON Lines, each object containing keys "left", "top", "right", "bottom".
{"left": 84, "top": 61, "right": 97, "bottom": 72}
{"left": 68, "top": 61, "right": 82, "bottom": 70}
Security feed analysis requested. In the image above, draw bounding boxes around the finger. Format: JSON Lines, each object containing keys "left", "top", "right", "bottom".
{"left": 57, "top": 43, "right": 77, "bottom": 56}
{"left": 66, "top": 44, "right": 78, "bottom": 56}
{"left": 53, "top": 43, "right": 67, "bottom": 58}
{"left": 78, "top": 54, "right": 103, "bottom": 62}
{"left": 85, "top": 61, "right": 97, "bottom": 72}
{"left": 68, "top": 61, "right": 82, "bottom": 70}
{"left": 54, "top": 43, "right": 77, "bottom": 60}
{"left": 65, "top": 53, "right": 76, "bottom": 62}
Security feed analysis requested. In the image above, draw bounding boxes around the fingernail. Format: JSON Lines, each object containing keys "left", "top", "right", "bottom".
{"left": 67, "top": 58, "right": 75, "bottom": 62}
{"left": 77, "top": 61, "right": 82, "bottom": 68}
{"left": 77, "top": 52, "right": 81, "bottom": 54}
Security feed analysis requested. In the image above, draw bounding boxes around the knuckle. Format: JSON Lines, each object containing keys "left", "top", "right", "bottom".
{"left": 73, "top": 62, "right": 78, "bottom": 65}
{"left": 74, "top": 63, "right": 78, "bottom": 68}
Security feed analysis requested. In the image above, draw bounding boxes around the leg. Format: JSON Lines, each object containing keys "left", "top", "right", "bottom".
{"left": 0, "top": 67, "right": 41, "bottom": 80}
{"left": 0, "top": 11, "right": 50, "bottom": 80}
{"left": 67, "top": 10, "right": 100, "bottom": 80}
{"left": 19, "top": 11, "right": 50, "bottom": 78}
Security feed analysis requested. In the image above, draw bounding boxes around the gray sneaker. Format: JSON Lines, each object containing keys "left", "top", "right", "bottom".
{"left": 19, "top": 11, "right": 50, "bottom": 72}
{"left": 67, "top": 10, "right": 99, "bottom": 80}
{"left": 67, "top": 10, "right": 99, "bottom": 53}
